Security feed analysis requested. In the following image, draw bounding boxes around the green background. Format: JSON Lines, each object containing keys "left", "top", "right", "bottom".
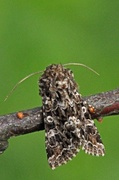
{"left": 0, "top": 0, "right": 119, "bottom": 180}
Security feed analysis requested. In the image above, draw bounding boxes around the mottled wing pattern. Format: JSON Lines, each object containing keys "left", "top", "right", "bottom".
{"left": 44, "top": 116, "right": 82, "bottom": 169}
{"left": 39, "top": 64, "right": 105, "bottom": 169}
{"left": 80, "top": 104, "right": 105, "bottom": 156}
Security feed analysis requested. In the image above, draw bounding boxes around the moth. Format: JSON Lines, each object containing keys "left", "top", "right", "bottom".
{"left": 39, "top": 64, "right": 105, "bottom": 169}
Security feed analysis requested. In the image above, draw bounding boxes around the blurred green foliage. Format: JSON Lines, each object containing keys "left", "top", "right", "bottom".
{"left": 0, "top": 0, "right": 119, "bottom": 180}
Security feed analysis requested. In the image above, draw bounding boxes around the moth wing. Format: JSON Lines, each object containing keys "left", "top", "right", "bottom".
{"left": 45, "top": 116, "right": 81, "bottom": 169}
{"left": 81, "top": 118, "right": 105, "bottom": 156}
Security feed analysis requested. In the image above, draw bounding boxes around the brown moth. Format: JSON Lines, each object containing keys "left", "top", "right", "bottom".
{"left": 39, "top": 64, "right": 105, "bottom": 169}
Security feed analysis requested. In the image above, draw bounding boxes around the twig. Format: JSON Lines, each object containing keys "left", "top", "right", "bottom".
{"left": 84, "top": 88, "right": 119, "bottom": 118}
{"left": 0, "top": 88, "right": 119, "bottom": 154}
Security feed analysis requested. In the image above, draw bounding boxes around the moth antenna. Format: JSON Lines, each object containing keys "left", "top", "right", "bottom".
{"left": 64, "top": 63, "right": 99, "bottom": 76}
{"left": 4, "top": 70, "right": 43, "bottom": 102}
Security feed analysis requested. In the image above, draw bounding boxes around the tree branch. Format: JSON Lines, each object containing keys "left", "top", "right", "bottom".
{"left": 0, "top": 88, "right": 119, "bottom": 154}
